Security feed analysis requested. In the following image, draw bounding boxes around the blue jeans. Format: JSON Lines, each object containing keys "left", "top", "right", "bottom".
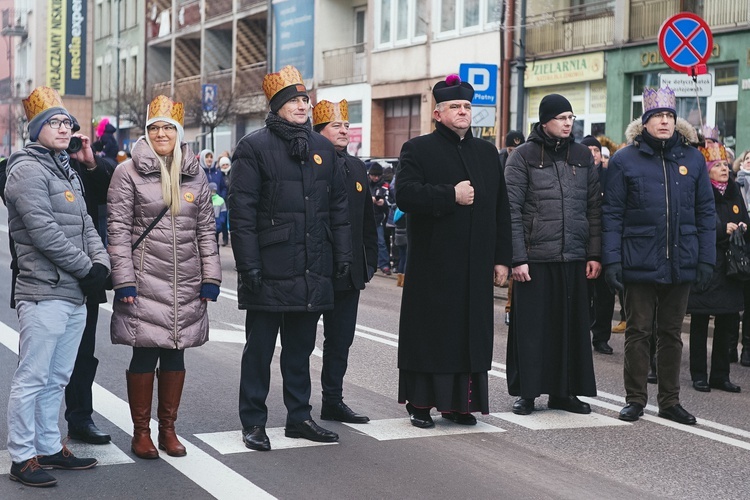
{"left": 7, "top": 300, "right": 87, "bottom": 462}
{"left": 376, "top": 224, "right": 390, "bottom": 269}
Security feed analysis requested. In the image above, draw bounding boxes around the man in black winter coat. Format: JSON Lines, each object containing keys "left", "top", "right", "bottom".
{"left": 229, "top": 66, "right": 352, "bottom": 451}
{"left": 504, "top": 94, "right": 602, "bottom": 417}
{"left": 395, "top": 74, "right": 512, "bottom": 428}
{"left": 313, "top": 99, "right": 378, "bottom": 424}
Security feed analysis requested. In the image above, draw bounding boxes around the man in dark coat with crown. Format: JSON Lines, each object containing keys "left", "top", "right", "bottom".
{"left": 395, "top": 74, "right": 512, "bottom": 428}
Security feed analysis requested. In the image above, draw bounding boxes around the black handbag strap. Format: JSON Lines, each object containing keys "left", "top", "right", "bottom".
{"left": 132, "top": 206, "right": 169, "bottom": 250}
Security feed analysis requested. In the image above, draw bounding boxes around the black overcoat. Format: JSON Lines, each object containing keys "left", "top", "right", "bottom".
{"left": 395, "top": 122, "right": 512, "bottom": 373}
{"left": 687, "top": 179, "right": 750, "bottom": 314}
{"left": 333, "top": 151, "right": 378, "bottom": 291}
{"left": 229, "top": 127, "right": 352, "bottom": 312}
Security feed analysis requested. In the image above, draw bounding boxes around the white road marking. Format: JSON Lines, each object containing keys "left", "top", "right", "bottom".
{"left": 0, "top": 321, "right": 275, "bottom": 500}
{"left": 195, "top": 429, "right": 337, "bottom": 455}
{"left": 341, "top": 418, "right": 505, "bottom": 441}
{"left": 491, "top": 411, "right": 630, "bottom": 430}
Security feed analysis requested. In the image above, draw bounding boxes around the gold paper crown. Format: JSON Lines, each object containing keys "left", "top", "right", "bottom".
{"left": 146, "top": 95, "right": 184, "bottom": 126}
{"left": 643, "top": 86, "right": 676, "bottom": 114}
{"left": 22, "top": 86, "right": 65, "bottom": 121}
{"left": 699, "top": 142, "right": 727, "bottom": 163}
{"left": 312, "top": 100, "right": 348, "bottom": 126}
{"left": 701, "top": 125, "right": 720, "bottom": 141}
{"left": 262, "top": 65, "right": 306, "bottom": 102}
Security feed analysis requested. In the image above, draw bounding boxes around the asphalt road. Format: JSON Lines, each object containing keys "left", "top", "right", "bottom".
{"left": 0, "top": 219, "right": 749, "bottom": 499}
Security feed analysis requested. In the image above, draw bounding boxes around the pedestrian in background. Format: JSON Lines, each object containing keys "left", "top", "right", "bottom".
{"left": 218, "top": 155, "right": 232, "bottom": 246}
{"left": 733, "top": 149, "right": 750, "bottom": 366}
{"left": 367, "top": 161, "right": 392, "bottom": 274}
{"left": 687, "top": 142, "right": 745, "bottom": 393}
{"left": 5, "top": 86, "right": 109, "bottom": 486}
{"left": 396, "top": 74, "right": 512, "bottom": 428}
{"left": 603, "top": 86, "right": 715, "bottom": 425}
{"left": 505, "top": 94, "right": 601, "bottom": 416}
{"left": 209, "top": 181, "right": 228, "bottom": 243}
{"left": 229, "top": 65, "right": 352, "bottom": 451}
{"left": 313, "top": 98, "right": 378, "bottom": 424}
{"left": 108, "top": 95, "right": 222, "bottom": 459}
{"left": 499, "top": 130, "right": 525, "bottom": 326}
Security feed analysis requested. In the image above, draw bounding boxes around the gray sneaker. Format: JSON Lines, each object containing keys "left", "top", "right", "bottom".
{"left": 9, "top": 457, "right": 57, "bottom": 487}
{"left": 37, "top": 446, "right": 97, "bottom": 470}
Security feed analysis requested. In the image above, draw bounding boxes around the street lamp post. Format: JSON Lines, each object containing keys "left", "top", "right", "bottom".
{"left": 1, "top": 9, "right": 27, "bottom": 155}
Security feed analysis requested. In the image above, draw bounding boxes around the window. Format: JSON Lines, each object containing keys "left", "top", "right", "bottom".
{"left": 377, "top": 0, "right": 427, "bottom": 47}
{"left": 438, "top": 0, "right": 500, "bottom": 34}
{"left": 349, "top": 101, "right": 363, "bottom": 124}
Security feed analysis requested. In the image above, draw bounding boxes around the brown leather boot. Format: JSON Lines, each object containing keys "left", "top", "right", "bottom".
{"left": 157, "top": 369, "right": 187, "bottom": 457}
{"left": 126, "top": 370, "right": 159, "bottom": 459}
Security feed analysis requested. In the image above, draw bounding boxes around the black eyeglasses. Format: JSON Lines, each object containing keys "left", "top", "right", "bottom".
{"left": 147, "top": 124, "right": 177, "bottom": 133}
{"left": 47, "top": 118, "right": 74, "bottom": 130}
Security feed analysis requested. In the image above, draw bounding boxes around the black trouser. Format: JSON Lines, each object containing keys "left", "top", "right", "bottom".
{"left": 689, "top": 313, "right": 736, "bottom": 383}
{"left": 591, "top": 273, "right": 616, "bottom": 344}
{"left": 321, "top": 290, "right": 360, "bottom": 404}
{"left": 239, "top": 311, "right": 320, "bottom": 428}
{"left": 623, "top": 283, "right": 690, "bottom": 409}
{"left": 129, "top": 347, "right": 185, "bottom": 373}
{"left": 64, "top": 299, "right": 100, "bottom": 428}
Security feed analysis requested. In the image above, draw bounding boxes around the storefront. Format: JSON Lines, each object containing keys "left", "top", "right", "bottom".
{"left": 605, "top": 31, "right": 749, "bottom": 153}
{"left": 523, "top": 52, "right": 606, "bottom": 141}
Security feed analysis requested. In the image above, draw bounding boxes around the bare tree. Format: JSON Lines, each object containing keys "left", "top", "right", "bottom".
{"left": 116, "top": 85, "right": 156, "bottom": 133}
{"left": 176, "top": 77, "right": 242, "bottom": 151}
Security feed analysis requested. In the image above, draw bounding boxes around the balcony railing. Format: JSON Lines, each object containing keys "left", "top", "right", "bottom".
{"left": 703, "top": 0, "right": 750, "bottom": 28}
{"left": 152, "top": 81, "right": 172, "bottom": 96}
{"left": 321, "top": 44, "right": 367, "bottom": 85}
{"left": 238, "top": 0, "right": 267, "bottom": 13}
{"left": 237, "top": 61, "right": 266, "bottom": 97}
{"left": 206, "top": 0, "right": 233, "bottom": 20}
{"left": 526, "top": 0, "right": 615, "bottom": 57}
{"left": 629, "top": 0, "right": 680, "bottom": 41}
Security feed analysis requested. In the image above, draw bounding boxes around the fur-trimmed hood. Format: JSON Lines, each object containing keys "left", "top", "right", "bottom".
{"left": 624, "top": 117, "right": 698, "bottom": 145}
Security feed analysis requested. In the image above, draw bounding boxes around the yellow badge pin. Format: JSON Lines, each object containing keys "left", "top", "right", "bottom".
{"left": 64, "top": 191, "right": 75, "bottom": 202}
{"left": 679, "top": 166, "right": 688, "bottom": 175}
{"left": 184, "top": 192, "right": 195, "bottom": 203}
{"left": 733, "top": 205, "right": 740, "bottom": 214}
{"left": 355, "top": 182, "right": 363, "bottom": 192}
{"left": 313, "top": 154, "right": 322, "bottom": 165}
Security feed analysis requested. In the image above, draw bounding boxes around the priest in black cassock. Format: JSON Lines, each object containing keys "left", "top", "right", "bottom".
{"left": 395, "top": 74, "right": 512, "bottom": 428}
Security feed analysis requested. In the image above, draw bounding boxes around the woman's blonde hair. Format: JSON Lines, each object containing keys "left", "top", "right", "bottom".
{"left": 144, "top": 133, "right": 183, "bottom": 215}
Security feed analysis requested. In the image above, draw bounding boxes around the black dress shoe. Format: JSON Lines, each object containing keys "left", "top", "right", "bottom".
{"left": 285, "top": 419, "right": 339, "bottom": 442}
{"left": 548, "top": 395, "right": 591, "bottom": 414}
{"left": 619, "top": 402, "right": 644, "bottom": 422}
{"left": 593, "top": 342, "right": 614, "bottom": 355}
{"left": 242, "top": 426, "right": 271, "bottom": 451}
{"left": 512, "top": 397, "right": 535, "bottom": 415}
{"left": 321, "top": 401, "right": 370, "bottom": 423}
{"left": 440, "top": 412, "right": 477, "bottom": 425}
{"left": 710, "top": 380, "right": 741, "bottom": 393}
{"left": 68, "top": 423, "right": 111, "bottom": 445}
{"left": 658, "top": 404, "right": 696, "bottom": 425}
{"left": 692, "top": 379, "right": 710, "bottom": 392}
{"left": 405, "top": 402, "right": 435, "bottom": 428}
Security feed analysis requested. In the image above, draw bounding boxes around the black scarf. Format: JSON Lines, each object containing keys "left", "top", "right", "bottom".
{"left": 641, "top": 128, "right": 679, "bottom": 153}
{"left": 265, "top": 112, "right": 311, "bottom": 161}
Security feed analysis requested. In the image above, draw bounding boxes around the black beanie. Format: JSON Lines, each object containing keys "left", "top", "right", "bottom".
{"left": 539, "top": 94, "right": 573, "bottom": 124}
{"left": 505, "top": 130, "right": 525, "bottom": 148}
{"left": 580, "top": 135, "right": 602, "bottom": 150}
{"left": 269, "top": 84, "right": 309, "bottom": 113}
{"left": 368, "top": 162, "right": 383, "bottom": 175}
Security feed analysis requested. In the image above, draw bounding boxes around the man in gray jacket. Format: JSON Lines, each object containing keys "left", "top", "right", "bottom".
{"left": 5, "top": 87, "right": 110, "bottom": 487}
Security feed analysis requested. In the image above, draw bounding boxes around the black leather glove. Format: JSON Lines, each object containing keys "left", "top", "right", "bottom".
{"left": 335, "top": 262, "right": 350, "bottom": 280}
{"left": 240, "top": 269, "right": 262, "bottom": 294}
{"left": 694, "top": 262, "right": 714, "bottom": 292}
{"left": 604, "top": 264, "right": 624, "bottom": 294}
{"left": 79, "top": 263, "right": 109, "bottom": 296}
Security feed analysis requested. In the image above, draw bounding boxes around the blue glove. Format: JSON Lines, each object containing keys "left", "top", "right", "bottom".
{"left": 604, "top": 264, "right": 624, "bottom": 294}
{"left": 694, "top": 263, "right": 714, "bottom": 292}
{"left": 114, "top": 286, "right": 137, "bottom": 301}
{"left": 200, "top": 283, "right": 220, "bottom": 301}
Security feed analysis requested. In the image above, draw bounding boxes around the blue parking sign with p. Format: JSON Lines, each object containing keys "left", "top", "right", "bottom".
{"left": 459, "top": 63, "right": 497, "bottom": 106}
{"left": 202, "top": 84, "right": 218, "bottom": 112}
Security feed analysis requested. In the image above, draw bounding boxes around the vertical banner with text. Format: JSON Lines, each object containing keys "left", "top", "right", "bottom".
{"left": 273, "top": 0, "right": 314, "bottom": 79}
{"left": 47, "top": 0, "right": 87, "bottom": 96}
